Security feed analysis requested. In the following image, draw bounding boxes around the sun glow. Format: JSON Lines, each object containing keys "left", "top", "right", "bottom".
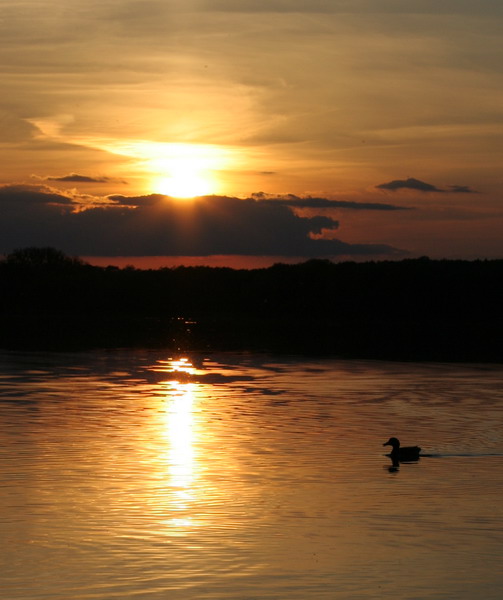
{"left": 154, "top": 170, "right": 214, "bottom": 198}
{"left": 97, "top": 140, "right": 230, "bottom": 198}
{"left": 29, "top": 132, "right": 240, "bottom": 197}
{"left": 148, "top": 144, "right": 227, "bottom": 198}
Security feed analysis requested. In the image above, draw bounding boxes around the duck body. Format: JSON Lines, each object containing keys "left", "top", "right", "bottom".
{"left": 383, "top": 437, "right": 421, "bottom": 461}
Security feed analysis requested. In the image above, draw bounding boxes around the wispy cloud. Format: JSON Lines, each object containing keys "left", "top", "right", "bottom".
{"left": 448, "top": 185, "right": 479, "bottom": 194}
{"left": 252, "top": 192, "right": 410, "bottom": 210}
{"left": 376, "top": 178, "right": 478, "bottom": 194}
{"left": 202, "top": 0, "right": 503, "bottom": 16}
{"left": 39, "top": 173, "right": 127, "bottom": 184}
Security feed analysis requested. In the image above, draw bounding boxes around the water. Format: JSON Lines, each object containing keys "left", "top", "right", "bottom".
{"left": 0, "top": 351, "right": 502, "bottom": 599}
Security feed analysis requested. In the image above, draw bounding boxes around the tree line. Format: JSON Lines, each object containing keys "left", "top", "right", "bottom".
{"left": 1, "top": 247, "right": 502, "bottom": 361}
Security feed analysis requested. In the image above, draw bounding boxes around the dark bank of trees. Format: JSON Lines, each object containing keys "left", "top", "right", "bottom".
{"left": 0, "top": 247, "right": 502, "bottom": 361}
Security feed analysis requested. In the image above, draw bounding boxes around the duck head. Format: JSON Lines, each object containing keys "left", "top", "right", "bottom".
{"left": 383, "top": 437, "right": 400, "bottom": 449}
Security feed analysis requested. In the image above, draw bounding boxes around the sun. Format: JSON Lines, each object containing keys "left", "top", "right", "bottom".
{"left": 146, "top": 143, "right": 227, "bottom": 198}
{"left": 56, "top": 138, "right": 237, "bottom": 198}
{"left": 154, "top": 167, "right": 214, "bottom": 198}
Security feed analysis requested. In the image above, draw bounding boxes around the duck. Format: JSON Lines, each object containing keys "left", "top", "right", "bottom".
{"left": 383, "top": 437, "right": 421, "bottom": 461}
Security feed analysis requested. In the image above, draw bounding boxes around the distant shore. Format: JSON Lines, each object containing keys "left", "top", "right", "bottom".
{"left": 1, "top": 248, "right": 502, "bottom": 362}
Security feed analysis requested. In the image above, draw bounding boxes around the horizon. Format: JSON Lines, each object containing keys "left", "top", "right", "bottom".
{"left": 2, "top": 246, "right": 501, "bottom": 273}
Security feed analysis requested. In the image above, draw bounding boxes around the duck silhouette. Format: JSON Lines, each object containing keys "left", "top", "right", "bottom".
{"left": 383, "top": 437, "right": 421, "bottom": 462}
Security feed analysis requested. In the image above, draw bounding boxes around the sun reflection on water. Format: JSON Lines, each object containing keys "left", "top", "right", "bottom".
{"left": 163, "top": 380, "right": 195, "bottom": 491}
{"left": 156, "top": 358, "right": 200, "bottom": 532}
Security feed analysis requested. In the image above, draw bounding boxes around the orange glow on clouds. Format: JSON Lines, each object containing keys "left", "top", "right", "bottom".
{"left": 27, "top": 123, "right": 237, "bottom": 197}
{"left": 78, "top": 137, "right": 233, "bottom": 197}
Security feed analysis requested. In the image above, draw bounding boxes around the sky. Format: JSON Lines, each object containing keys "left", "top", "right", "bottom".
{"left": 1, "top": 0, "right": 502, "bottom": 266}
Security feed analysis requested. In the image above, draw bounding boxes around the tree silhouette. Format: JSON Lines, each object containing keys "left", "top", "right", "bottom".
{"left": 0, "top": 247, "right": 502, "bottom": 360}
{"left": 4, "top": 247, "right": 84, "bottom": 269}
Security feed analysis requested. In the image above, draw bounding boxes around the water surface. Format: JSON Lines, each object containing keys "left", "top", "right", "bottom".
{"left": 0, "top": 351, "right": 502, "bottom": 599}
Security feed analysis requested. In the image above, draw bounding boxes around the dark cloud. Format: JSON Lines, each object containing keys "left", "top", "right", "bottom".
{"left": 252, "top": 193, "right": 408, "bottom": 211}
{"left": 376, "top": 178, "right": 480, "bottom": 194}
{"left": 448, "top": 185, "right": 479, "bottom": 194}
{"left": 0, "top": 187, "right": 405, "bottom": 258}
{"left": 108, "top": 194, "right": 166, "bottom": 207}
{"left": 0, "top": 184, "right": 74, "bottom": 205}
{"left": 376, "top": 177, "right": 444, "bottom": 193}
{"left": 41, "top": 173, "right": 127, "bottom": 184}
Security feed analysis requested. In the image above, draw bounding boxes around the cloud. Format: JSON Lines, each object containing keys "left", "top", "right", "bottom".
{"left": 0, "top": 111, "right": 39, "bottom": 143}
{"left": 448, "top": 185, "right": 479, "bottom": 194}
{"left": 376, "top": 178, "right": 444, "bottom": 193}
{"left": 0, "top": 187, "right": 405, "bottom": 258}
{"left": 41, "top": 173, "right": 127, "bottom": 184}
{"left": 251, "top": 192, "right": 409, "bottom": 211}
{"left": 201, "top": 0, "right": 503, "bottom": 16}
{"left": 375, "top": 178, "right": 479, "bottom": 194}
{"left": 0, "top": 184, "right": 75, "bottom": 205}
{"left": 108, "top": 194, "right": 166, "bottom": 207}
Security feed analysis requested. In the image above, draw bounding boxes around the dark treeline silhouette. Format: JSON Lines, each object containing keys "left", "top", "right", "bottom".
{"left": 1, "top": 247, "right": 502, "bottom": 361}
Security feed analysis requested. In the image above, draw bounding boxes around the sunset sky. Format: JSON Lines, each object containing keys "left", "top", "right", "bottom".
{"left": 1, "top": 0, "right": 502, "bottom": 266}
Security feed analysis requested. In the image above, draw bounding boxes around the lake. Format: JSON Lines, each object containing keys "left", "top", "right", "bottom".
{"left": 0, "top": 351, "right": 502, "bottom": 599}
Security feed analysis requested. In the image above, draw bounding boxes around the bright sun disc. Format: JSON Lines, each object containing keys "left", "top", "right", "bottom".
{"left": 146, "top": 143, "right": 228, "bottom": 198}
{"left": 154, "top": 170, "right": 213, "bottom": 198}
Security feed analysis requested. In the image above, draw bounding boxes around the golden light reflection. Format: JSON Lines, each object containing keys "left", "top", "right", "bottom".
{"left": 164, "top": 380, "right": 195, "bottom": 491}
{"left": 156, "top": 358, "right": 200, "bottom": 530}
